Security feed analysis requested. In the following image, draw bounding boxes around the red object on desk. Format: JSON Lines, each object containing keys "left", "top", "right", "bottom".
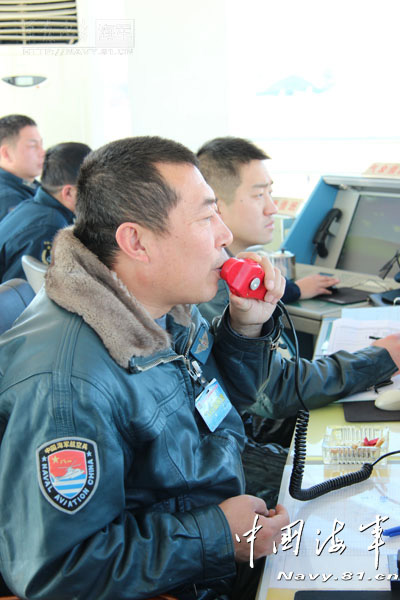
{"left": 220, "top": 258, "right": 267, "bottom": 300}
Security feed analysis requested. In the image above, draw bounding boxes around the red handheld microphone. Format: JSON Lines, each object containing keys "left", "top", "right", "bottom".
{"left": 220, "top": 258, "right": 267, "bottom": 300}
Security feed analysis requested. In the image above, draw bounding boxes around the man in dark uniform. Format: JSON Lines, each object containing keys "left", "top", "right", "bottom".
{"left": 0, "top": 136, "right": 290, "bottom": 600}
{"left": 0, "top": 114, "right": 45, "bottom": 221}
{"left": 197, "top": 136, "right": 339, "bottom": 309}
{"left": 0, "top": 142, "right": 91, "bottom": 283}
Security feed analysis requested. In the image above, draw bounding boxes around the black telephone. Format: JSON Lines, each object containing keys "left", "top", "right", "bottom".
{"left": 312, "top": 208, "right": 342, "bottom": 258}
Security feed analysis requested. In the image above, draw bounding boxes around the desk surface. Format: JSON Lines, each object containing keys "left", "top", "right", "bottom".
{"left": 256, "top": 404, "right": 400, "bottom": 600}
{"left": 286, "top": 264, "right": 398, "bottom": 335}
{"left": 300, "top": 403, "right": 400, "bottom": 458}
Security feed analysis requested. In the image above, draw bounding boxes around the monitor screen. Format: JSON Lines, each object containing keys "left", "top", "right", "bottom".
{"left": 336, "top": 193, "right": 400, "bottom": 278}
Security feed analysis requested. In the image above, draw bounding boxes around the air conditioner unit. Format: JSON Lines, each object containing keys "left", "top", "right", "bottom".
{"left": 0, "top": 0, "right": 78, "bottom": 45}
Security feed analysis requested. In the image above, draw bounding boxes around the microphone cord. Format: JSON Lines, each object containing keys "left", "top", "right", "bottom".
{"left": 276, "top": 300, "right": 400, "bottom": 501}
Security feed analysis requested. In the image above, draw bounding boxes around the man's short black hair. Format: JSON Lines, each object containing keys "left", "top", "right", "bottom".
{"left": 197, "top": 137, "right": 269, "bottom": 174}
{"left": 41, "top": 142, "right": 92, "bottom": 196}
{"left": 74, "top": 136, "right": 198, "bottom": 268}
{"left": 0, "top": 114, "right": 37, "bottom": 146}
{"left": 197, "top": 136, "right": 270, "bottom": 204}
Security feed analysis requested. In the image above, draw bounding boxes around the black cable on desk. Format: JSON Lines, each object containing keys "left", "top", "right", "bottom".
{"left": 277, "top": 300, "right": 400, "bottom": 502}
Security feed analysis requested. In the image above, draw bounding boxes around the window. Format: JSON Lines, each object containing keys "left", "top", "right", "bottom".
{"left": 227, "top": 0, "right": 400, "bottom": 199}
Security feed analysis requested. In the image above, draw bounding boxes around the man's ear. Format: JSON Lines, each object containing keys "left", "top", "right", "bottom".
{"left": 60, "top": 184, "right": 77, "bottom": 212}
{"left": 0, "top": 143, "right": 12, "bottom": 166}
{"left": 115, "top": 222, "right": 150, "bottom": 263}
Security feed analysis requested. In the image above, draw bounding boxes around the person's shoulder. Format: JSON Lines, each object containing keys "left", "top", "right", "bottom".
{"left": 0, "top": 290, "right": 117, "bottom": 399}
{"left": 33, "top": 191, "right": 73, "bottom": 227}
{"left": 0, "top": 170, "right": 25, "bottom": 193}
{"left": 0, "top": 181, "right": 33, "bottom": 223}
{"left": 27, "top": 202, "right": 66, "bottom": 229}
{"left": 0, "top": 198, "right": 37, "bottom": 236}
{"left": 0, "top": 185, "right": 26, "bottom": 204}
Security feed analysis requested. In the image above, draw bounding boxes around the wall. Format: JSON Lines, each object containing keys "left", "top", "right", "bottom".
{"left": 0, "top": 45, "right": 91, "bottom": 148}
{"left": 0, "top": 0, "right": 229, "bottom": 153}
{"left": 124, "top": 0, "right": 229, "bottom": 152}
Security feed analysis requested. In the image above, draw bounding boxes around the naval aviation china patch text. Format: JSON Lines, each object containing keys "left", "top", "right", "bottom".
{"left": 37, "top": 437, "right": 99, "bottom": 514}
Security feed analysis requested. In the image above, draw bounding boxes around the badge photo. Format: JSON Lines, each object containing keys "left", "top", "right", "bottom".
{"left": 36, "top": 437, "right": 99, "bottom": 514}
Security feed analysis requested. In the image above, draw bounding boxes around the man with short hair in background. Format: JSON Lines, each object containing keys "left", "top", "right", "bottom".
{"left": 196, "top": 136, "right": 400, "bottom": 504}
{"left": 197, "top": 136, "right": 339, "bottom": 321}
{"left": 0, "top": 114, "right": 45, "bottom": 221}
{"left": 0, "top": 142, "right": 92, "bottom": 283}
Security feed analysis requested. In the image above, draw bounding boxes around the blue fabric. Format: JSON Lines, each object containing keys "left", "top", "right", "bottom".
{"left": 0, "top": 232, "right": 396, "bottom": 599}
{"left": 282, "top": 278, "right": 301, "bottom": 303}
{"left": 198, "top": 278, "right": 397, "bottom": 416}
{"left": 0, "top": 278, "right": 34, "bottom": 335}
{"left": 0, "top": 167, "right": 39, "bottom": 221}
{"left": 0, "top": 243, "right": 279, "bottom": 599}
{"left": 0, "top": 186, "right": 74, "bottom": 282}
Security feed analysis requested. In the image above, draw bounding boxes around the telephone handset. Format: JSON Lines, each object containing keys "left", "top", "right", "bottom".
{"left": 312, "top": 208, "right": 343, "bottom": 258}
{"left": 220, "top": 258, "right": 267, "bottom": 299}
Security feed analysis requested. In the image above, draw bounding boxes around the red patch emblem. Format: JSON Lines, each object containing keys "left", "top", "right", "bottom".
{"left": 37, "top": 437, "right": 99, "bottom": 514}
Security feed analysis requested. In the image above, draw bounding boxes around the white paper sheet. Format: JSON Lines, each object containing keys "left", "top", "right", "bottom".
{"left": 263, "top": 464, "right": 400, "bottom": 593}
{"left": 327, "top": 319, "right": 400, "bottom": 355}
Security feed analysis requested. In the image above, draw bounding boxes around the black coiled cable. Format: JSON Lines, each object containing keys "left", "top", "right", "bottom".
{"left": 289, "top": 409, "right": 374, "bottom": 500}
{"left": 277, "top": 300, "right": 398, "bottom": 502}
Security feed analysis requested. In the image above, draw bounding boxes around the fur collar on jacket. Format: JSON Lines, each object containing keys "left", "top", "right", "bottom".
{"left": 45, "top": 227, "right": 192, "bottom": 369}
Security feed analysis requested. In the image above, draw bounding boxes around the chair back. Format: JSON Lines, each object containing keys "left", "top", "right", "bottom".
{"left": 21, "top": 255, "right": 47, "bottom": 294}
{"left": 0, "top": 278, "right": 34, "bottom": 335}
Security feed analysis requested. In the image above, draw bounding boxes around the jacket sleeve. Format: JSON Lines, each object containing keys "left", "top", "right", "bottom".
{"left": 0, "top": 378, "right": 236, "bottom": 600}
{"left": 211, "top": 305, "right": 398, "bottom": 418}
{"left": 211, "top": 306, "right": 282, "bottom": 411}
{"left": 281, "top": 279, "right": 301, "bottom": 304}
{"left": 251, "top": 345, "right": 397, "bottom": 418}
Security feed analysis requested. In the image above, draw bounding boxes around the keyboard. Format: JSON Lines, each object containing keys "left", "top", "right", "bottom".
{"left": 295, "top": 263, "right": 397, "bottom": 293}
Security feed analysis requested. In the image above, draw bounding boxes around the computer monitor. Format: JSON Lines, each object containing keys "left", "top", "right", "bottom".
{"left": 336, "top": 193, "right": 400, "bottom": 278}
{"left": 282, "top": 174, "right": 400, "bottom": 281}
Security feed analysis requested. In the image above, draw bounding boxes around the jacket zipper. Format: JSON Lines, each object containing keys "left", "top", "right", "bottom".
{"left": 129, "top": 322, "right": 197, "bottom": 374}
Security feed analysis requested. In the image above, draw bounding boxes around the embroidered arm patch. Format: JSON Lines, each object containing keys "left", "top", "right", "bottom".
{"left": 36, "top": 437, "right": 99, "bottom": 514}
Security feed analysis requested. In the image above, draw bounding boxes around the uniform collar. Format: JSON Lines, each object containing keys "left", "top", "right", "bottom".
{"left": 46, "top": 227, "right": 192, "bottom": 369}
{"left": 33, "top": 186, "right": 75, "bottom": 222}
{"left": 0, "top": 166, "right": 39, "bottom": 193}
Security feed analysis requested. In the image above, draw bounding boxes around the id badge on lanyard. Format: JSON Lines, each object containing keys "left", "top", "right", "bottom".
{"left": 194, "top": 375, "right": 232, "bottom": 432}
{"left": 188, "top": 324, "right": 232, "bottom": 431}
